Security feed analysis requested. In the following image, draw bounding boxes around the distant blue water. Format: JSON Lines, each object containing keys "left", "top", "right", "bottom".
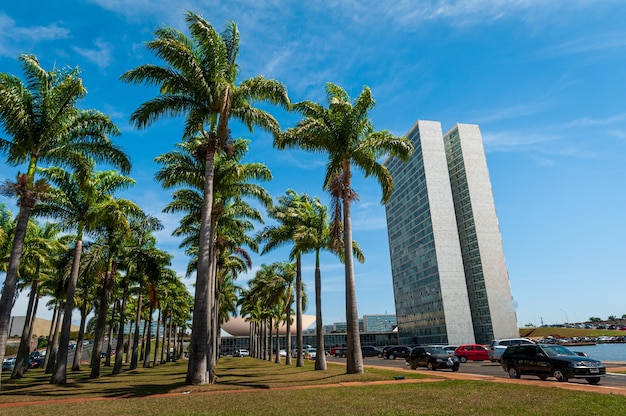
{"left": 566, "top": 343, "right": 626, "bottom": 362}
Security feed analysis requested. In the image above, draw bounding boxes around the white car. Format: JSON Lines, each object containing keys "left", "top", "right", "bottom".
{"left": 305, "top": 348, "right": 317, "bottom": 359}
{"left": 234, "top": 349, "right": 250, "bottom": 357}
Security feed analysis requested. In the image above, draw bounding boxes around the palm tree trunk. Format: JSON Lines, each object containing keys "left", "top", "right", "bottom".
{"left": 343, "top": 196, "right": 363, "bottom": 374}
{"left": 267, "top": 319, "right": 271, "bottom": 361}
{"left": 105, "top": 303, "right": 116, "bottom": 367}
{"left": 90, "top": 269, "right": 113, "bottom": 379}
{"left": 166, "top": 313, "right": 173, "bottom": 362}
{"left": 140, "top": 318, "right": 147, "bottom": 362}
{"left": 186, "top": 145, "right": 216, "bottom": 385}
{"left": 51, "top": 238, "right": 83, "bottom": 384}
{"left": 131, "top": 293, "right": 142, "bottom": 369}
{"left": 0, "top": 183, "right": 35, "bottom": 387}
{"left": 285, "top": 304, "right": 292, "bottom": 366}
{"left": 152, "top": 308, "right": 161, "bottom": 367}
{"left": 126, "top": 319, "right": 134, "bottom": 364}
{"left": 44, "top": 303, "right": 58, "bottom": 369}
{"left": 113, "top": 279, "right": 129, "bottom": 374}
{"left": 216, "top": 320, "right": 222, "bottom": 363}
{"left": 314, "top": 256, "right": 327, "bottom": 370}
{"left": 143, "top": 304, "right": 154, "bottom": 368}
{"left": 296, "top": 254, "right": 304, "bottom": 367}
{"left": 207, "top": 219, "right": 218, "bottom": 380}
{"left": 72, "top": 303, "right": 88, "bottom": 371}
{"left": 247, "top": 323, "right": 252, "bottom": 358}
{"left": 177, "top": 324, "right": 184, "bottom": 360}
{"left": 161, "top": 315, "right": 167, "bottom": 363}
{"left": 274, "top": 323, "right": 280, "bottom": 364}
{"left": 262, "top": 320, "right": 267, "bottom": 360}
{"left": 12, "top": 279, "right": 39, "bottom": 378}
{"left": 45, "top": 301, "right": 64, "bottom": 374}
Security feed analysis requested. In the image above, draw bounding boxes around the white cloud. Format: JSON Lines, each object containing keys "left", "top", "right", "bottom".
{"left": 552, "top": 32, "right": 626, "bottom": 56}
{"left": 72, "top": 39, "right": 114, "bottom": 68}
{"left": 482, "top": 129, "right": 560, "bottom": 152}
{"left": 565, "top": 112, "right": 626, "bottom": 128}
{"left": 0, "top": 12, "right": 70, "bottom": 57}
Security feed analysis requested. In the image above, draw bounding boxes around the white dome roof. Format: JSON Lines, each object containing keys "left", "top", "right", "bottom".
{"left": 222, "top": 315, "right": 316, "bottom": 336}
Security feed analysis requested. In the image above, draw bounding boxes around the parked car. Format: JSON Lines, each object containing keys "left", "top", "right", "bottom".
{"left": 2, "top": 357, "right": 16, "bottom": 371}
{"left": 488, "top": 338, "right": 534, "bottom": 362}
{"left": 361, "top": 346, "right": 383, "bottom": 357}
{"left": 100, "top": 348, "right": 116, "bottom": 359}
{"left": 329, "top": 346, "right": 344, "bottom": 356}
{"left": 304, "top": 348, "right": 317, "bottom": 359}
{"left": 382, "top": 346, "right": 411, "bottom": 360}
{"left": 407, "top": 346, "right": 460, "bottom": 371}
{"left": 333, "top": 347, "right": 347, "bottom": 357}
{"left": 501, "top": 343, "right": 606, "bottom": 384}
{"left": 233, "top": 349, "right": 250, "bottom": 357}
{"left": 455, "top": 344, "right": 489, "bottom": 362}
{"left": 442, "top": 345, "right": 458, "bottom": 355}
{"left": 379, "top": 345, "right": 397, "bottom": 357}
{"left": 28, "top": 356, "right": 45, "bottom": 369}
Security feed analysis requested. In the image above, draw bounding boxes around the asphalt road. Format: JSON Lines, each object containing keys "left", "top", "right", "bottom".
{"left": 326, "top": 355, "right": 626, "bottom": 389}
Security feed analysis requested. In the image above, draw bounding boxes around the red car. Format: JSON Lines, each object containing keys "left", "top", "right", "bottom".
{"left": 455, "top": 344, "right": 489, "bottom": 362}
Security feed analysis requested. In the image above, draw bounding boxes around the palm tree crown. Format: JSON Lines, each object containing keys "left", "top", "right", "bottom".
{"left": 122, "top": 11, "right": 289, "bottom": 385}
{"left": 275, "top": 83, "right": 413, "bottom": 374}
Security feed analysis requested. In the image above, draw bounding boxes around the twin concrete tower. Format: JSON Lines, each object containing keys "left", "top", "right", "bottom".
{"left": 385, "top": 121, "right": 518, "bottom": 345}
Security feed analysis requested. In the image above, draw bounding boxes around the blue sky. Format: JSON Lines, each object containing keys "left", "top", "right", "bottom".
{"left": 1, "top": 1, "right": 625, "bottom": 331}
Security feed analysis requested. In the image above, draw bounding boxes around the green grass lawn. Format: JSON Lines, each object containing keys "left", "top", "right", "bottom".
{"left": 1, "top": 357, "right": 624, "bottom": 415}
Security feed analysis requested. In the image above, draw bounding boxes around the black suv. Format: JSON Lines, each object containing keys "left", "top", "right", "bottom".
{"left": 407, "top": 346, "right": 460, "bottom": 371}
{"left": 501, "top": 344, "right": 606, "bottom": 384}
{"left": 382, "top": 345, "right": 411, "bottom": 360}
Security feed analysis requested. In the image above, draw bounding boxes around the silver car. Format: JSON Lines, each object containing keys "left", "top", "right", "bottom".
{"left": 488, "top": 338, "right": 534, "bottom": 362}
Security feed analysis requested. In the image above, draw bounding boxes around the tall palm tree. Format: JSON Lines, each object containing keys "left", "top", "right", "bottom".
{"left": 34, "top": 163, "right": 135, "bottom": 383}
{"left": 290, "top": 196, "right": 364, "bottom": 371}
{"left": 156, "top": 137, "right": 271, "bottom": 374}
{"left": 274, "top": 261, "right": 296, "bottom": 365}
{"left": 275, "top": 83, "right": 413, "bottom": 374}
{"left": 256, "top": 190, "right": 311, "bottom": 367}
{"left": 70, "top": 241, "right": 105, "bottom": 370}
{"left": 88, "top": 197, "right": 147, "bottom": 379}
{"left": 11, "top": 220, "right": 68, "bottom": 378}
{"left": 113, "top": 219, "right": 167, "bottom": 374}
{"left": 122, "top": 11, "right": 289, "bottom": 385}
{"left": 0, "top": 54, "right": 130, "bottom": 383}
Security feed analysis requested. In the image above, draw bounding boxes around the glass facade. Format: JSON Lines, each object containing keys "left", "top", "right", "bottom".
{"left": 385, "top": 121, "right": 517, "bottom": 346}
{"left": 386, "top": 123, "right": 449, "bottom": 345}
{"left": 444, "top": 128, "right": 494, "bottom": 344}
{"left": 362, "top": 314, "right": 397, "bottom": 332}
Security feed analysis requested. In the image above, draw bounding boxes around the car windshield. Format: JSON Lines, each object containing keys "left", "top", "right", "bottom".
{"left": 425, "top": 347, "right": 447, "bottom": 355}
{"left": 540, "top": 345, "right": 576, "bottom": 357}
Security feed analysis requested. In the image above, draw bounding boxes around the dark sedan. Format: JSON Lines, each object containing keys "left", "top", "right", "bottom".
{"left": 501, "top": 343, "right": 606, "bottom": 384}
{"left": 361, "top": 346, "right": 383, "bottom": 357}
{"left": 407, "top": 346, "right": 460, "bottom": 371}
{"left": 382, "top": 345, "right": 412, "bottom": 360}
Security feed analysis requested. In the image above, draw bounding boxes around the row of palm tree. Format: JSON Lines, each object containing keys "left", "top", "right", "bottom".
{"left": 0, "top": 188, "right": 193, "bottom": 383}
{"left": 0, "top": 55, "right": 194, "bottom": 387}
{"left": 1, "top": 9, "right": 413, "bottom": 387}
